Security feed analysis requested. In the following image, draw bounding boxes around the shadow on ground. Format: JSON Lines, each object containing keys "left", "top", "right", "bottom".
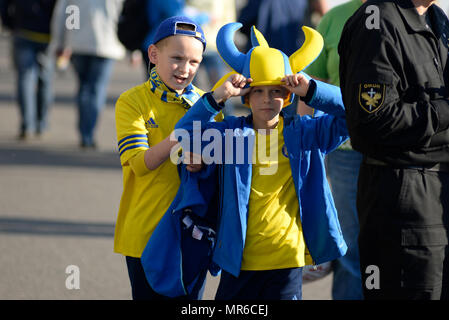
{"left": 0, "top": 216, "right": 114, "bottom": 237}
{"left": 0, "top": 145, "right": 121, "bottom": 170}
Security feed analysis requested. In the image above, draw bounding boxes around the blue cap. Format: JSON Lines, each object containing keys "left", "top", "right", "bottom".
{"left": 152, "top": 16, "right": 206, "bottom": 50}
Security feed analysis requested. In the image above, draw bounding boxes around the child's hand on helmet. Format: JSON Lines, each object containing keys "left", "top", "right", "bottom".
{"left": 282, "top": 73, "right": 310, "bottom": 97}
{"left": 212, "top": 74, "right": 253, "bottom": 103}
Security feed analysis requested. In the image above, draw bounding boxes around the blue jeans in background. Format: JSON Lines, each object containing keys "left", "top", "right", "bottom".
{"left": 327, "top": 149, "right": 364, "bottom": 300}
{"left": 125, "top": 256, "right": 206, "bottom": 300}
{"left": 215, "top": 268, "right": 303, "bottom": 300}
{"left": 71, "top": 54, "right": 114, "bottom": 147}
{"left": 13, "top": 36, "right": 53, "bottom": 137}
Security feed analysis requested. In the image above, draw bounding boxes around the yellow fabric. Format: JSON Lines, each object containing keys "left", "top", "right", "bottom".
{"left": 249, "top": 47, "right": 286, "bottom": 87}
{"left": 17, "top": 29, "right": 51, "bottom": 43}
{"left": 241, "top": 118, "right": 311, "bottom": 270}
{"left": 114, "top": 78, "right": 207, "bottom": 258}
{"left": 128, "top": 150, "right": 148, "bottom": 177}
{"left": 289, "top": 26, "right": 324, "bottom": 74}
{"left": 251, "top": 26, "right": 269, "bottom": 48}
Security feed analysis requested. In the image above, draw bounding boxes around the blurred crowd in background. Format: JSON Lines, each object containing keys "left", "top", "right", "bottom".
{"left": 0, "top": 0, "right": 330, "bottom": 147}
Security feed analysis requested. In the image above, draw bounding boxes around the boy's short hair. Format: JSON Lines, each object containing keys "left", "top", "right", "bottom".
{"left": 152, "top": 16, "right": 206, "bottom": 50}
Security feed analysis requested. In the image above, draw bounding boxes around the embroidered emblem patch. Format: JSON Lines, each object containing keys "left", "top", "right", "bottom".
{"left": 358, "top": 83, "right": 385, "bottom": 113}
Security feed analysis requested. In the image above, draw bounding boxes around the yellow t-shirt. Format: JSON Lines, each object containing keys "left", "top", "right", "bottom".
{"left": 241, "top": 117, "right": 312, "bottom": 270}
{"left": 114, "top": 78, "right": 205, "bottom": 258}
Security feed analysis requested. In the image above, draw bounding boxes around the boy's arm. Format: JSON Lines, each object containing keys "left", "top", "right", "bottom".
{"left": 128, "top": 133, "right": 195, "bottom": 174}
{"left": 305, "top": 80, "right": 349, "bottom": 153}
{"left": 116, "top": 93, "right": 180, "bottom": 175}
{"left": 297, "top": 111, "right": 349, "bottom": 154}
{"left": 175, "top": 93, "right": 229, "bottom": 135}
{"left": 175, "top": 73, "right": 250, "bottom": 133}
{"left": 305, "top": 79, "right": 345, "bottom": 116}
{"left": 283, "top": 73, "right": 345, "bottom": 116}
{"left": 142, "top": 133, "right": 179, "bottom": 171}
{"left": 284, "top": 74, "right": 348, "bottom": 153}
{"left": 300, "top": 81, "right": 348, "bottom": 153}
{"left": 174, "top": 74, "right": 251, "bottom": 164}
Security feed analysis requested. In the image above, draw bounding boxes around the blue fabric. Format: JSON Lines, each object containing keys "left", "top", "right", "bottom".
{"left": 12, "top": 36, "right": 53, "bottom": 133}
{"left": 142, "top": 0, "right": 186, "bottom": 51}
{"left": 125, "top": 256, "right": 206, "bottom": 300}
{"left": 175, "top": 79, "right": 349, "bottom": 277}
{"left": 238, "top": 0, "right": 308, "bottom": 56}
{"left": 215, "top": 268, "right": 303, "bottom": 300}
{"left": 140, "top": 164, "right": 220, "bottom": 298}
{"left": 151, "top": 15, "right": 206, "bottom": 47}
{"left": 71, "top": 54, "right": 114, "bottom": 146}
{"left": 327, "top": 149, "right": 364, "bottom": 300}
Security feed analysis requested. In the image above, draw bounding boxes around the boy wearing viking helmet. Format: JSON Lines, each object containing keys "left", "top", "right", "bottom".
{"left": 175, "top": 22, "right": 349, "bottom": 300}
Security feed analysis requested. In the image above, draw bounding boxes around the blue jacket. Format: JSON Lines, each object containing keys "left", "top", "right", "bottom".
{"left": 175, "top": 79, "right": 349, "bottom": 277}
{"left": 140, "top": 163, "right": 220, "bottom": 298}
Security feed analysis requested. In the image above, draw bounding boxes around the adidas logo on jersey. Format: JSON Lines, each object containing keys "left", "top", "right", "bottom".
{"left": 147, "top": 118, "right": 159, "bottom": 128}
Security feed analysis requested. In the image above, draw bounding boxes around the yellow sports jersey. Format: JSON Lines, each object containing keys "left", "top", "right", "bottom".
{"left": 241, "top": 117, "right": 312, "bottom": 270}
{"left": 114, "top": 70, "right": 207, "bottom": 258}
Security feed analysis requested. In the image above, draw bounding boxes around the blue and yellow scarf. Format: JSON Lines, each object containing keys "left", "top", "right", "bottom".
{"left": 148, "top": 68, "right": 201, "bottom": 109}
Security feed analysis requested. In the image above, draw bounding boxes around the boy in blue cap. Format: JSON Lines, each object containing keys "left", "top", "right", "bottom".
{"left": 175, "top": 23, "right": 348, "bottom": 299}
{"left": 114, "top": 16, "right": 220, "bottom": 300}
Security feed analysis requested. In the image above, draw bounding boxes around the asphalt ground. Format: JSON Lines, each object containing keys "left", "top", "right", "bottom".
{"left": 0, "top": 33, "right": 333, "bottom": 300}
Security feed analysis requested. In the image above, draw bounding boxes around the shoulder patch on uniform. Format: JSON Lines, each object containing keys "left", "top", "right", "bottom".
{"left": 358, "top": 83, "right": 385, "bottom": 113}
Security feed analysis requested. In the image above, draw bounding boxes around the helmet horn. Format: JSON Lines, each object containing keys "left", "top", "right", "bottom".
{"left": 216, "top": 23, "right": 247, "bottom": 73}
{"left": 289, "top": 26, "right": 324, "bottom": 74}
{"left": 250, "top": 26, "right": 269, "bottom": 47}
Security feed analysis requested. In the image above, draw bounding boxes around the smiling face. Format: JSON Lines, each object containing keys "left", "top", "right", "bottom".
{"left": 248, "top": 85, "right": 288, "bottom": 129}
{"left": 148, "top": 35, "right": 203, "bottom": 94}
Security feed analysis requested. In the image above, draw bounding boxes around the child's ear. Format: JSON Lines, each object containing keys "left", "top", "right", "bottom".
{"left": 148, "top": 44, "right": 158, "bottom": 64}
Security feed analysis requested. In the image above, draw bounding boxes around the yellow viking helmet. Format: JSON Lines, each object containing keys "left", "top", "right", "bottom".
{"left": 216, "top": 22, "right": 324, "bottom": 107}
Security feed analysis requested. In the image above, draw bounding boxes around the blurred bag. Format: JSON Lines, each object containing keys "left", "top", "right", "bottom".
{"left": 117, "top": 0, "right": 151, "bottom": 51}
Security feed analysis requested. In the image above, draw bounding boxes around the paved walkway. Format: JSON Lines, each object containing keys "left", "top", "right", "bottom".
{"left": 0, "top": 33, "right": 332, "bottom": 300}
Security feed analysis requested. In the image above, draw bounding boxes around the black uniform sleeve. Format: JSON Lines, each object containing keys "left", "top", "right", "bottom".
{"left": 339, "top": 19, "right": 449, "bottom": 151}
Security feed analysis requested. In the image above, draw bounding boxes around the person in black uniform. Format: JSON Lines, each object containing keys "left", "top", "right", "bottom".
{"left": 338, "top": 0, "right": 449, "bottom": 300}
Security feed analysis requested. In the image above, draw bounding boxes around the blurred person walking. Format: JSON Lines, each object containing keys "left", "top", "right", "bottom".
{"left": 0, "top": 0, "right": 57, "bottom": 139}
{"left": 186, "top": 0, "right": 236, "bottom": 114}
{"left": 50, "top": 0, "right": 126, "bottom": 148}
{"left": 238, "top": 0, "right": 328, "bottom": 118}
{"left": 302, "top": 0, "right": 365, "bottom": 300}
{"left": 117, "top": 0, "right": 185, "bottom": 78}
{"left": 238, "top": 0, "right": 328, "bottom": 57}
